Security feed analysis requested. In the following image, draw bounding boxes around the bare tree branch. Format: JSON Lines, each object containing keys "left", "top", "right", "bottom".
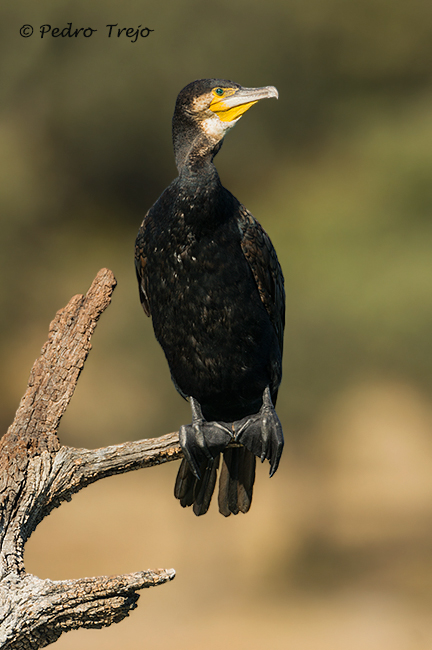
{"left": 0, "top": 269, "right": 180, "bottom": 650}
{"left": 47, "top": 433, "right": 182, "bottom": 508}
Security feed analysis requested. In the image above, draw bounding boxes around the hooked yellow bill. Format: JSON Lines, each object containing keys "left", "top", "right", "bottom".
{"left": 210, "top": 88, "right": 258, "bottom": 122}
{"left": 209, "top": 85, "right": 278, "bottom": 123}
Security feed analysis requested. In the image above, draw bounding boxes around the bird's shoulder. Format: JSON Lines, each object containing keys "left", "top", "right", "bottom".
{"left": 134, "top": 181, "right": 181, "bottom": 317}
{"left": 135, "top": 209, "right": 152, "bottom": 317}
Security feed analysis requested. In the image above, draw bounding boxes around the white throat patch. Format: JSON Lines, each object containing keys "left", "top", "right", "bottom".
{"left": 201, "top": 113, "right": 239, "bottom": 141}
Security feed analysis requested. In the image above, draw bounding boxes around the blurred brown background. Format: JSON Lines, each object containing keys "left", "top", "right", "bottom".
{"left": 2, "top": 0, "right": 432, "bottom": 648}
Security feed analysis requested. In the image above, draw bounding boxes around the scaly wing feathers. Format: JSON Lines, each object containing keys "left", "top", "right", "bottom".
{"left": 237, "top": 205, "right": 285, "bottom": 355}
{"left": 134, "top": 213, "right": 151, "bottom": 317}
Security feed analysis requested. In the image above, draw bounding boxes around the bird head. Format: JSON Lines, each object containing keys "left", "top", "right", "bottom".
{"left": 172, "top": 79, "right": 278, "bottom": 171}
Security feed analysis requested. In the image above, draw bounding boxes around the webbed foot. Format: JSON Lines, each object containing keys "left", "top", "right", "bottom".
{"left": 175, "top": 388, "right": 283, "bottom": 516}
{"left": 233, "top": 386, "right": 284, "bottom": 477}
{"left": 179, "top": 397, "right": 232, "bottom": 480}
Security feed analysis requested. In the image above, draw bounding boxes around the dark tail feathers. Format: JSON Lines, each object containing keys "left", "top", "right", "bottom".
{"left": 174, "top": 447, "right": 256, "bottom": 517}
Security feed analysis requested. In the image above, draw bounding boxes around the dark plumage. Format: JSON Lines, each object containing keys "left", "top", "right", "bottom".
{"left": 135, "top": 79, "right": 285, "bottom": 516}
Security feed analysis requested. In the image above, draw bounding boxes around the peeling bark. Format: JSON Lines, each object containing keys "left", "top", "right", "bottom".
{"left": 0, "top": 269, "right": 181, "bottom": 649}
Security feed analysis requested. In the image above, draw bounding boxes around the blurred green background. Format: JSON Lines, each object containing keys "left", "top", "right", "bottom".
{"left": 3, "top": 0, "right": 432, "bottom": 648}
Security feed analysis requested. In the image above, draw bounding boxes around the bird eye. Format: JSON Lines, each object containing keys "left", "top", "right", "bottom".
{"left": 214, "top": 88, "right": 224, "bottom": 96}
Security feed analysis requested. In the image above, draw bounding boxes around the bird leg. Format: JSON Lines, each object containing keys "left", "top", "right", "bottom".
{"left": 179, "top": 397, "right": 232, "bottom": 480}
{"left": 180, "top": 387, "right": 283, "bottom": 481}
{"left": 233, "top": 386, "right": 284, "bottom": 477}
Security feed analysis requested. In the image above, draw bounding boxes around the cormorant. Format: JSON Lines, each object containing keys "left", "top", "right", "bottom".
{"left": 135, "top": 79, "right": 285, "bottom": 516}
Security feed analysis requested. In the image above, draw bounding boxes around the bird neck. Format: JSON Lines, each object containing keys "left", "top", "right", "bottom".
{"left": 175, "top": 132, "right": 223, "bottom": 176}
{"left": 173, "top": 111, "right": 224, "bottom": 175}
{"left": 172, "top": 115, "right": 227, "bottom": 227}
{"left": 178, "top": 150, "right": 220, "bottom": 186}
{"left": 175, "top": 160, "right": 226, "bottom": 229}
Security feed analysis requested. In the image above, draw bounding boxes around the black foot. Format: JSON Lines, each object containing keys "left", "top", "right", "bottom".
{"left": 233, "top": 386, "right": 284, "bottom": 477}
{"left": 179, "top": 397, "right": 232, "bottom": 480}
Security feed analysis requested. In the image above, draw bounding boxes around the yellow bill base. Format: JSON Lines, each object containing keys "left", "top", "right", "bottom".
{"left": 210, "top": 100, "right": 258, "bottom": 122}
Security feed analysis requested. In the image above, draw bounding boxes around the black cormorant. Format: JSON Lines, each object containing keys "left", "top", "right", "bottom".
{"left": 135, "top": 79, "right": 285, "bottom": 516}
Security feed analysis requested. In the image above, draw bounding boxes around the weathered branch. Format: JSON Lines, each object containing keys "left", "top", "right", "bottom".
{"left": 1, "top": 569, "right": 175, "bottom": 650}
{"left": 0, "top": 269, "right": 181, "bottom": 650}
{"left": 48, "top": 433, "right": 182, "bottom": 508}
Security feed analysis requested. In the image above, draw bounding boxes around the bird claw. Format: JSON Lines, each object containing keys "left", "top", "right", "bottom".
{"left": 179, "top": 402, "right": 232, "bottom": 479}
{"left": 180, "top": 389, "right": 283, "bottom": 480}
{"left": 233, "top": 386, "right": 284, "bottom": 476}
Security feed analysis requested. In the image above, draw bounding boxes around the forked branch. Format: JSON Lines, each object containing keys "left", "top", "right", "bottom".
{"left": 0, "top": 269, "right": 182, "bottom": 650}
